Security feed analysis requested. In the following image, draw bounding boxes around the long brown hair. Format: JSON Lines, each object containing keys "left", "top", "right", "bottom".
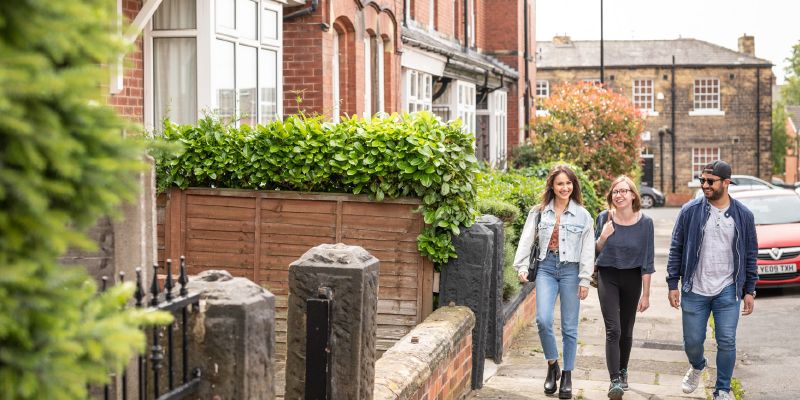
{"left": 606, "top": 175, "right": 641, "bottom": 212}
{"left": 540, "top": 165, "right": 583, "bottom": 209}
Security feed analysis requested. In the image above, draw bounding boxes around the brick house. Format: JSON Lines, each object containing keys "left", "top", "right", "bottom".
{"left": 535, "top": 35, "right": 774, "bottom": 203}
{"left": 784, "top": 105, "right": 800, "bottom": 183}
{"left": 114, "top": 0, "right": 536, "bottom": 169}
{"left": 282, "top": 0, "right": 537, "bottom": 167}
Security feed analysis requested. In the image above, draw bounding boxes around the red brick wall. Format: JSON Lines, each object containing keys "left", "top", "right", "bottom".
{"left": 408, "top": 334, "right": 472, "bottom": 400}
{"left": 283, "top": 8, "right": 325, "bottom": 115}
{"left": 108, "top": 0, "right": 144, "bottom": 123}
{"left": 502, "top": 287, "right": 536, "bottom": 355}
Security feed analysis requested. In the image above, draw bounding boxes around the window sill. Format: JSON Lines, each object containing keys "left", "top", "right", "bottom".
{"left": 535, "top": 109, "right": 549, "bottom": 117}
{"left": 688, "top": 110, "right": 725, "bottom": 117}
{"left": 639, "top": 110, "right": 659, "bottom": 117}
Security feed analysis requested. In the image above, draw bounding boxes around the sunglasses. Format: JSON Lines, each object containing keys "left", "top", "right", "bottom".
{"left": 698, "top": 177, "right": 722, "bottom": 185}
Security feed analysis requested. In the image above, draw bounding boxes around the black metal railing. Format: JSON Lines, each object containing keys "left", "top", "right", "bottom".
{"left": 95, "top": 256, "right": 201, "bottom": 400}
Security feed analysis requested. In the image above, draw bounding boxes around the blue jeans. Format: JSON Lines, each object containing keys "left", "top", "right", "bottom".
{"left": 535, "top": 251, "right": 581, "bottom": 371}
{"left": 681, "top": 283, "right": 741, "bottom": 394}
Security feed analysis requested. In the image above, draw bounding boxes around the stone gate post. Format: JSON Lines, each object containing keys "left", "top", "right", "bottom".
{"left": 284, "top": 243, "right": 380, "bottom": 400}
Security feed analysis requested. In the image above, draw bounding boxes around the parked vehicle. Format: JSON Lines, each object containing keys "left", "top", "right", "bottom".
{"left": 693, "top": 174, "right": 782, "bottom": 199}
{"left": 731, "top": 189, "right": 800, "bottom": 289}
{"left": 639, "top": 185, "right": 665, "bottom": 209}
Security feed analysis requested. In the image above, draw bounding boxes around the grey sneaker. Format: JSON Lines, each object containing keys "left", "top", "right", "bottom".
{"left": 714, "top": 390, "right": 733, "bottom": 400}
{"left": 681, "top": 363, "right": 705, "bottom": 393}
{"left": 619, "top": 368, "right": 629, "bottom": 391}
{"left": 607, "top": 379, "right": 624, "bottom": 400}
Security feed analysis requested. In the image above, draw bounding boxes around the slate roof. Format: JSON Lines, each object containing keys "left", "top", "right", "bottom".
{"left": 536, "top": 38, "right": 773, "bottom": 69}
{"left": 402, "top": 27, "right": 519, "bottom": 78}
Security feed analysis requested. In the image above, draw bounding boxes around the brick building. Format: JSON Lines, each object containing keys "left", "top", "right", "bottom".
{"left": 784, "top": 106, "right": 800, "bottom": 183}
{"left": 283, "top": 0, "right": 537, "bottom": 167}
{"left": 113, "top": 0, "right": 537, "bottom": 169}
{"left": 535, "top": 35, "right": 774, "bottom": 203}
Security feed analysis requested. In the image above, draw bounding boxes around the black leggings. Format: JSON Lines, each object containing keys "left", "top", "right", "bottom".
{"left": 597, "top": 266, "right": 642, "bottom": 380}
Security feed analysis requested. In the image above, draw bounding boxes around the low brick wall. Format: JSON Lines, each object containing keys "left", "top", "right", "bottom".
{"left": 502, "top": 282, "right": 536, "bottom": 355}
{"left": 374, "top": 306, "right": 475, "bottom": 400}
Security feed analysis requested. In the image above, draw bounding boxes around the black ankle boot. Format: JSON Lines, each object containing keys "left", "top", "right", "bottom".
{"left": 558, "top": 370, "right": 572, "bottom": 399}
{"left": 544, "top": 361, "right": 560, "bottom": 394}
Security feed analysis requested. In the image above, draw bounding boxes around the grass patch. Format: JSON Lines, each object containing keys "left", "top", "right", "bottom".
{"left": 731, "top": 378, "right": 745, "bottom": 399}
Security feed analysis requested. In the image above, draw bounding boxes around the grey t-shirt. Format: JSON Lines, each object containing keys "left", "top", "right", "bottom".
{"left": 692, "top": 205, "right": 735, "bottom": 296}
{"left": 594, "top": 211, "right": 655, "bottom": 274}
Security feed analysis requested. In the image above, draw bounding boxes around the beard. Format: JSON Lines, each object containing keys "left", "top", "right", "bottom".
{"left": 704, "top": 185, "right": 725, "bottom": 201}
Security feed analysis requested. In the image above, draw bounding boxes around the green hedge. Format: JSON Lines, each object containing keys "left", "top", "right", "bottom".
{"left": 154, "top": 112, "right": 480, "bottom": 264}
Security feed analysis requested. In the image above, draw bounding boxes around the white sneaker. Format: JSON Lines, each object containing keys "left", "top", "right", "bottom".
{"left": 681, "top": 364, "right": 705, "bottom": 393}
{"left": 714, "top": 390, "right": 733, "bottom": 400}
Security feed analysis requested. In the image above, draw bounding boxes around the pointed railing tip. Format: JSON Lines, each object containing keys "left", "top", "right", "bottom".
{"left": 150, "top": 263, "right": 160, "bottom": 307}
{"left": 165, "top": 259, "right": 174, "bottom": 301}
{"left": 134, "top": 267, "right": 144, "bottom": 308}
{"left": 179, "top": 256, "right": 188, "bottom": 297}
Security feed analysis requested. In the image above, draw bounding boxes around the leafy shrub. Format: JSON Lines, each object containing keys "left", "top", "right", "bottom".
{"left": 510, "top": 143, "right": 538, "bottom": 169}
{"left": 154, "top": 112, "right": 480, "bottom": 264}
{"left": 0, "top": 1, "right": 170, "bottom": 398}
{"left": 532, "top": 82, "right": 644, "bottom": 194}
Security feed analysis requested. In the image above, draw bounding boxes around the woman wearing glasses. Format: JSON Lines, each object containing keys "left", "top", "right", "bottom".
{"left": 515, "top": 165, "right": 595, "bottom": 399}
{"left": 594, "top": 176, "right": 655, "bottom": 400}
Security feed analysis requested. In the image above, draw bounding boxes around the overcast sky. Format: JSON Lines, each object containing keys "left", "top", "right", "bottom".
{"left": 535, "top": 0, "right": 798, "bottom": 84}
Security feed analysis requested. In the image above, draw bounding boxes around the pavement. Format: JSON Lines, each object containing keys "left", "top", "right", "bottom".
{"left": 470, "top": 208, "right": 721, "bottom": 400}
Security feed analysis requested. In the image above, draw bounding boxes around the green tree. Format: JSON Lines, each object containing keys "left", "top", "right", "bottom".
{"left": 0, "top": 1, "right": 168, "bottom": 399}
{"left": 530, "top": 82, "right": 645, "bottom": 194}
{"left": 773, "top": 101, "right": 788, "bottom": 174}
{"left": 782, "top": 42, "right": 800, "bottom": 105}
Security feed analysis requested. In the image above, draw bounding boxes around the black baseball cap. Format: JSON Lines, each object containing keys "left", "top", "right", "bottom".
{"left": 702, "top": 160, "right": 733, "bottom": 181}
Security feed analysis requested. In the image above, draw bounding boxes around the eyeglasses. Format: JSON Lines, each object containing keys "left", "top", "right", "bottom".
{"left": 698, "top": 177, "right": 721, "bottom": 186}
{"left": 611, "top": 188, "right": 631, "bottom": 196}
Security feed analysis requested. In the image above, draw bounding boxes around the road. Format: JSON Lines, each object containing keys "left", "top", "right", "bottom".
{"left": 644, "top": 206, "right": 800, "bottom": 399}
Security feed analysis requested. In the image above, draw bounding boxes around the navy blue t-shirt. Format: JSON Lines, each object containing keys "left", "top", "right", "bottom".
{"left": 594, "top": 210, "right": 655, "bottom": 274}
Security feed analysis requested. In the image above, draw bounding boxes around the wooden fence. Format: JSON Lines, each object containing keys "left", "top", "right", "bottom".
{"left": 157, "top": 188, "right": 435, "bottom": 356}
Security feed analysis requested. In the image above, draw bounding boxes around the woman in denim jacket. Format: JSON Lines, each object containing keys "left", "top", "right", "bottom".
{"left": 515, "top": 165, "right": 595, "bottom": 400}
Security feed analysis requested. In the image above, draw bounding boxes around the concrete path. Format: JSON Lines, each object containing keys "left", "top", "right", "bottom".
{"left": 471, "top": 208, "right": 719, "bottom": 400}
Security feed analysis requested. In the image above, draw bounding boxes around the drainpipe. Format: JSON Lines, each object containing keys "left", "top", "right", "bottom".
{"left": 284, "top": 0, "right": 318, "bottom": 21}
{"left": 463, "top": 0, "right": 469, "bottom": 49}
{"left": 670, "top": 55, "right": 676, "bottom": 193}
{"left": 659, "top": 128, "right": 665, "bottom": 192}
{"left": 756, "top": 68, "right": 761, "bottom": 177}
{"left": 523, "top": 0, "right": 530, "bottom": 139}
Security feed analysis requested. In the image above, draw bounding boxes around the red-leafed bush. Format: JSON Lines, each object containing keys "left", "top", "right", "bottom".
{"left": 530, "top": 82, "right": 645, "bottom": 194}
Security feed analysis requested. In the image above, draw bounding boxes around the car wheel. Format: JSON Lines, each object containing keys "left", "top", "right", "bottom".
{"left": 641, "top": 194, "right": 654, "bottom": 209}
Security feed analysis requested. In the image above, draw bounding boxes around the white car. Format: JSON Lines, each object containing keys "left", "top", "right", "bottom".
{"left": 693, "top": 175, "right": 781, "bottom": 199}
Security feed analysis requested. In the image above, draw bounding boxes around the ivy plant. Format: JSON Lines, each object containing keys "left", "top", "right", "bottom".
{"left": 154, "top": 112, "right": 480, "bottom": 264}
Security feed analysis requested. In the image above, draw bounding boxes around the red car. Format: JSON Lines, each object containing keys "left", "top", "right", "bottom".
{"left": 732, "top": 189, "right": 800, "bottom": 288}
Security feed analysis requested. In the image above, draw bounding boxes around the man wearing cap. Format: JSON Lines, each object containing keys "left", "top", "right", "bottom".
{"left": 666, "top": 160, "right": 758, "bottom": 400}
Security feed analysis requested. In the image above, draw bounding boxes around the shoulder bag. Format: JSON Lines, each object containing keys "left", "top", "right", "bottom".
{"left": 527, "top": 208, "right": 542, "bottom": 282}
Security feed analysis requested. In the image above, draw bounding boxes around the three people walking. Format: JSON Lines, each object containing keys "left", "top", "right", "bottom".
{"left": 514, "top": 165, "right": 595, "bottom": 399}
{"left": 667, "top": 160, "right": 758, "bottom": 400}
{"left": 594, "top": 176, "right": 655, "bottom": 400}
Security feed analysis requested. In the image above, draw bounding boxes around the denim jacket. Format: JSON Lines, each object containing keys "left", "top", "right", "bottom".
{"left": 666, "top": 195, "right": 759, "bottom": 300}
{"left": 514, "top": 199, "right": 596, "bottom": 287}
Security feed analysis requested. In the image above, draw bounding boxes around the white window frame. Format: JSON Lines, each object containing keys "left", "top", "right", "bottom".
{"left": 404, "top": 69, "right": 432, "bottom": 112}
{"left": 428, "top": 0, "right": 435, "bottom": 30}
{"left": 490, "top": 91, "right": 507, "bottom": 168}
{"left": 691, "top": 147, "right": 721, "bottom": 180}
{"left": 143, "top": 0, "right": 283, "bottom": 131}
{"left": 332, "top": 30, "right": 340, "bottom": 121}
{"left": 468, "top": 0, "right": 476, "bottom": 48}
{"left": 535, "top": 80, "right": 549, "bottom": 97}
{"left": 632, "top": 79, "right": 657, "bottom": 116}
{"left": 689, "top": 77, "right": 724, "bottom": 116}
{"left": 456, "top": 81, "right": 476, "bottom": 136}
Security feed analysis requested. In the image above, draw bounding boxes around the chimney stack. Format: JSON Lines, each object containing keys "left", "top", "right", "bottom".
{"left": 553, "top": 35, "right": 573, "bottom": 46}
{"left": 738, "top": 35, "right": 755, "bottom": 56}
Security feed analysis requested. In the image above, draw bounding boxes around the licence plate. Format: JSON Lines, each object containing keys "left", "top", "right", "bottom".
{"left": 758, "top": 264, "right": 797, "bottom": 275}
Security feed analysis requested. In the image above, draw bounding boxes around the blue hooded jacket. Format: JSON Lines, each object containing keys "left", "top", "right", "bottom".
{"left": 666, "top": 195, "right": 759, "bottom": 299}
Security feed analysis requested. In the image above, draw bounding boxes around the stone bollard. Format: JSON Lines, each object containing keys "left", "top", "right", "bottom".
{"left": 439, "top": 222, "right": 494, "bottom": 389}
{"left": 186, "top": 270, "right": 276, "bottom": 400}
{"left": 284, "top": 243, "right": 380, "bottom": 400}
{"left": 477, "top": 215, "right": 505, "bottom": 363}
